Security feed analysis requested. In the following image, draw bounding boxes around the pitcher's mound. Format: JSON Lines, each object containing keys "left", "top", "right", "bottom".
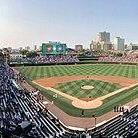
{"left": 81, "top": 85, "right": 94, "bottom": 90}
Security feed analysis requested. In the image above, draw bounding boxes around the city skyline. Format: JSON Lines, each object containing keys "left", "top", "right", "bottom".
{"left": 0, "top": 0, "right": 138, "bottom": 49}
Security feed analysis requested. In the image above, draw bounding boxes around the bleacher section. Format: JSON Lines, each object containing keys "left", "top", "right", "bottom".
{"left": 98, "top": 54, "right": 138, "bottom": 63}
{"left": 10, "top": 55, "right": 79, "bottom": 64}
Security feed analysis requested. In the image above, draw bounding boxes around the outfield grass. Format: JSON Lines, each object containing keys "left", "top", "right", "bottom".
{"left": 18, "top": 64, "right": 138, "bottom": 80}
{"left": 55, "top": 79, "right": 121, "bottom": 98}
{"left": 16, "top": 64, "right": 138, "bottom": 117}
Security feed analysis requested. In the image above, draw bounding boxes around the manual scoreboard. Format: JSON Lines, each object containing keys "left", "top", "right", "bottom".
{"left": 41, "top": 42, "right": 67, "bottom": 55}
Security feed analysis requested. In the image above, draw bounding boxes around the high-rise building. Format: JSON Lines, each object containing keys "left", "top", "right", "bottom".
{"left": 75, "top": 45, "right": 83, "bottom": 51}
{"left": 129, "top": 43, "right": 138, "bottom": 50}
{"left": 97, "top": 31, "right": 110, "bottom": 43}
{"left": 114, "top": 37, "right": 125, "bottom": 51}
{"left": 90, "top": 31, "right": 111, "bottom": 51}
{"left": 90, "top": 41, "right": 112, "bottom": 51}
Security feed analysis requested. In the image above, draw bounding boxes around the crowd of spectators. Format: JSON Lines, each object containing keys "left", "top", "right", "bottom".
{"left": 0, "top": 59, "right": 88, "bottom": 138}
{"left": 98, "top": 53, "right": 138, "bottom": 63}
{"left": 10, "top": 55, "right": 79, "bottom": 64}
{"left": 0, "top": 56, "right": 138, "bottom": 138}
{"left": 0, "top": 61, "right": 56, "bottom": 137}
{"left": 90, "top": 106, "right": 138, "bottom": 138}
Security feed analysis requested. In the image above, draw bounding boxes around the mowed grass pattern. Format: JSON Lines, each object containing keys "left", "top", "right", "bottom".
{"left": 16, "top": 64, "right": 138, "bottom": 117}
{"left": 18, "top": 64, "right": 138, "bottom": 80}
{"left": 55, "top": 80, "right": 121, "bottom": 98}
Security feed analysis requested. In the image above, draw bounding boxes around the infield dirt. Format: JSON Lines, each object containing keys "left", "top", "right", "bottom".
{"left": 33, "top": 75, "right": 138, "bottom": 109}
{"left": 33, "top": 75, "right": 138, "bottom": 87}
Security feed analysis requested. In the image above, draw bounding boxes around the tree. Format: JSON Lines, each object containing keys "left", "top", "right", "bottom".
{"left": 26, "top": 51, "right": 39, "bottom": 58}
{"left": 19, "top": 49, "right": 29, "bottom": 56}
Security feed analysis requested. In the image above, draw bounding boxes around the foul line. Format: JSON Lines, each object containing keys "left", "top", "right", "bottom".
{"left": 32, "top": 81, "right": 138, "bottom": 109}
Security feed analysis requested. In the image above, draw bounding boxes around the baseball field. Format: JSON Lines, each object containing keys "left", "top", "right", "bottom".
{"left": 16, "top": 64, "right": 138, "bottom": 117}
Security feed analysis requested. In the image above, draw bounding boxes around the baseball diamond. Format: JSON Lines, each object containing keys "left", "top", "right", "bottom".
{"left": 16, "top": 64, "right": 138, "bottom": 117}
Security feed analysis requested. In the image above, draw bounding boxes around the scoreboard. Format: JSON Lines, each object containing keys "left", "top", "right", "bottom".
{"left": 41, "top": 42, "right": 67, "bottom": 55}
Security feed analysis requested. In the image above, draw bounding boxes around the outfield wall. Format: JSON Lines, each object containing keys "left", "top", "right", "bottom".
{"left": 10, "top": 61, "right": 138, "bottom": 67}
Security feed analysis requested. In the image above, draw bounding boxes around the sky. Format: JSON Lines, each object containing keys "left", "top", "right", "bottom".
{"left": 0, "top": 0, "right": 138, "bottom": 49}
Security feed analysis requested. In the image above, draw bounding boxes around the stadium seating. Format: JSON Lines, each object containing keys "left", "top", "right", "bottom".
{"left": 10, "top": 55, "right": 79, "bottom": 64}
{"left": 0, "top": 60, "right": 138, "bottom": 138}
{"left": 89, "top": 106, "right": 138, "bottom": 138}
{"left": 0, "top": 61, "right": 64, "bottom": 137}
{"left": 98, "top": 53, "right": 138, "bottom": 63}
